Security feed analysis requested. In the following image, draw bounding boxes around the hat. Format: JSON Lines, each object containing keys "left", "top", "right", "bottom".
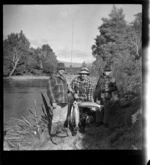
{"left": 79, "top": 67, "right": 90, "bottom": 75}
{"left": 57, "top": 63, "right": 65, "bottom": 70}
{"left": 104, "top": 64, "right": 111, "bottom": 71}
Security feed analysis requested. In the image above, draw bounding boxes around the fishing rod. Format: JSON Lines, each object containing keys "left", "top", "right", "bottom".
{"left": 70, "top": 16, "right": 74, "bottom": 81}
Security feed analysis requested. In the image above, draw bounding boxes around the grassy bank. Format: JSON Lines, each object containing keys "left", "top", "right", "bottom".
{"left": 71, "top": 95, "right": 142, "bottom": 150}
{"left": 3, "top": 93, "right": 142, "bottom": 150}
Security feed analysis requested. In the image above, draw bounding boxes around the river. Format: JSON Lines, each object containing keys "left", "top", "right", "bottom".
{"left": 3, "top": 78, "right": 50, "bottom": 129}
{"left": 3, "top": 75, "right": 97, "bottom": 129}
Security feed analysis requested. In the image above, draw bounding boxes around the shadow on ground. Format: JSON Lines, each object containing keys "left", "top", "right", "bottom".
{"left": 78, "top": 96, "right": 142, "bottom": 150}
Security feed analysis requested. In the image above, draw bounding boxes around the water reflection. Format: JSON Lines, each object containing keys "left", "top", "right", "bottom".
{"left": 3, "top": 78, "right": 50, "bottom": 128}
{"left": 4, "top": 78, "right": 48, "bottom": 88}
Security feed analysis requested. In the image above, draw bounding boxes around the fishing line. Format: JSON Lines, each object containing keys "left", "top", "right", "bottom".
{"left": 70, "top": 16, "right": 74, "bottom": 81}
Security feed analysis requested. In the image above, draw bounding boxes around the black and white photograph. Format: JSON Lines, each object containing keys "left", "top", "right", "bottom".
{"left": 3, "top": 4, "right": 144, "bottom": 152}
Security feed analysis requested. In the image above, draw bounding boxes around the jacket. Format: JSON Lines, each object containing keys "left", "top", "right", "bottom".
{"left": 47, "top": 73, "right": 68, "bottom": 105}
{"left": 94, "top": 74, "right": 118, "bottom": 102}
{"left": 70, "top": 76, "right": 93, "bottom": 102}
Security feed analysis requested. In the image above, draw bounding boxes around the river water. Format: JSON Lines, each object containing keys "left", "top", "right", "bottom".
{"left": 3, "top": 76, "right": 97, "bottom": 129}
{"left": 3, "top": 78, "right": 50, "bottom": 129}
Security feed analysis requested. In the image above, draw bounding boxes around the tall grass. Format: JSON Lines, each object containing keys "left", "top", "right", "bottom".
{"left": 4, "top": 92, "right": 56, "bottom": 150}
{"left": 107, "top": 95, "right": 142, "bottom": 149}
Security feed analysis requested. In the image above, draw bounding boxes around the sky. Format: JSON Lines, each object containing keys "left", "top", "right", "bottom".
{"left": 3, "top": 4, "right": 142, "bottom": 64}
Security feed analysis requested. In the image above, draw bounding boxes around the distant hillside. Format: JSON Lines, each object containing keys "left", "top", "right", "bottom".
{"left": 58, "top": 60, "right": 93, "bottom": 75}
{"left": 61, "top": 61, "right": 82, "bottom": 67}
{"left": 59, "top": 61, "right": 92, "bottom": 68}
{"left": 65, "top": 67, "right": 81, "bottom": 75}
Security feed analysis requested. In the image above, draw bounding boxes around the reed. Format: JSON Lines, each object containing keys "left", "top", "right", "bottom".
{"left": 4, "top": 92, "right": 55, "bottom": 150}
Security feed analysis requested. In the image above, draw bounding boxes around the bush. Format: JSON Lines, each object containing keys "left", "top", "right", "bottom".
{"left": 109, "top": 115, "right": 142, "bottom": 149}
{"left": 107, "top": 94, "right": 142, "bottom": 149}
{"left": 42, "top": 62, "right": 56, "bottom": 75}
{"left": 113, "top": 57, "right": 142, "bottom": 96}
{"left": 30, "top": 69, "right": 43, "bottom": 76}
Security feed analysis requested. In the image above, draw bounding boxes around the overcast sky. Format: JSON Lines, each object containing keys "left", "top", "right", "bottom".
{"left": 3, "top": 4, "right": 142, "bottom": 64}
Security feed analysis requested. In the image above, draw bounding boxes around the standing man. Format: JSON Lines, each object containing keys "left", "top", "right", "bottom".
{"left": 94, "top": 64, "right": 118, "bottom": 128}
{"left": 47, "top": 62, "right": 69, "bottom": 135}
{"left": 70, "top": 67, "right": 93, "bottom": 135}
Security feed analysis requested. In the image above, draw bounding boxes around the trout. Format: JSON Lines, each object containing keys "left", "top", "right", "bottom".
{"left": 78, "top": 101, "right": 103, "bottom": 111}
{"left": 70, "top": 101, "right": 80, "bottom": 128}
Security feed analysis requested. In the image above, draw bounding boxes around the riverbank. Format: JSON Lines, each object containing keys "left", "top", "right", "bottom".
{"left": 3, "top": 95, "right": 142, "bottom": 150}
{"left": 3, "top": 75, "right": 97, "bottom": 85}
{"left": 3, "top": 75, "right": 142, "bottom": 150}
{"left": 4, "top": 117, "right": 142, "bottom": 150}
{"left": 4, "top": 76, "right": 49, "bottom": 80}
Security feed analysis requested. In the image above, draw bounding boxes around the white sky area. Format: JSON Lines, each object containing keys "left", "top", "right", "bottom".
{"left": 3, "top": 4, "right": 142, "bottom": 64}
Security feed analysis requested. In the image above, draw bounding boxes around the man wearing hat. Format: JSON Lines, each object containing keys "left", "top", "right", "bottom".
{"left": 94, "top": 64, "right": 118, "bottom": 128}
{"left": 70, "top": 66, "right": 93, "bottom": 135}
{"left": 47, "top": 62, "right": 70, "bottom": 135}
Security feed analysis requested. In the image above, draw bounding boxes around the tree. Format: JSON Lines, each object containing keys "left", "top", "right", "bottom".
{"left": 91, "top": 5, "right": 128, "bottom": 76}
{"left": 3, "top": 30, "right": 30, "bottom": 76}
{"left": 127, "top": 13, "right": 142, "bottom": 60}
{"left": 33, "top": 47, "right": 44, "bottom": 70}
{"left": 38, "top": 44, "right": 58, "bottom": 74}
{"left": 91, "top": 6, "right": 142, "bottom": 94}
{"left": 92, "top": 6, "right": 127, "bottom": 63}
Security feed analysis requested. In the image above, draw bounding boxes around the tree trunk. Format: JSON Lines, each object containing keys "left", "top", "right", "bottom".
{"left": 40, "top": 60, "right": 43, "bottom": 70}
{"left": 8, "top": 59, "right": 19, "bottom": 77}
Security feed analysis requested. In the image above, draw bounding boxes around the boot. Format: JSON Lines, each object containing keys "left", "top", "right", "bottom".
{"left": 71, "top": 126, "right": 78, "bottom": 136}
{"left": 64, "top": 120, "right": 68, "bottom": 128}
{"left": 56, "top": 123, "right": 68, "bottom": 137}
{"left": 79, "top": 116, "right": 86, "bottom": 133}
{"left": 51, "top": 123, "right": 58, "bottom": 136}
{"left": 69, "top": 122, "right": 77, "bottom": 136}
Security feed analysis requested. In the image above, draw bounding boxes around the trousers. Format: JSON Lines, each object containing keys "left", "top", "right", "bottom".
{"left": 51, "top": 103, "right": 68, "bottom": 134}
{"left": 52, "top": 103, "right": 68, "bottom": 124}
{"left": 96, "top": 99, "right": 110, "bottom": 124}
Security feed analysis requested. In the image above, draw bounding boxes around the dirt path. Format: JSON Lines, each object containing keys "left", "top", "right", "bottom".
{"left": 28, "top": 123, "right": 112, "bottom": 150}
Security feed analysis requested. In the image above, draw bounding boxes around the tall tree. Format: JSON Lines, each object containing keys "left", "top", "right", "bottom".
{"left": 92, "top": 5, "right": 127, "bottom": 63}
{"left": 127, "top": 13, "right": 142, "bottom": 60}
{"left": 91, "top": 6, "right": 142, "bottom": 94}
{"left": 3, "top": 30, "right": 30, "bottom": 76}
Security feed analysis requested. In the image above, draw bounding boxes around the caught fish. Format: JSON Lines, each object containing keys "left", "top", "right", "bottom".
{"left": 78, "top": 102, "right": 103, "bottom": 111}
{"left": 70, "top": 101, "right": 80, "bottom": 128}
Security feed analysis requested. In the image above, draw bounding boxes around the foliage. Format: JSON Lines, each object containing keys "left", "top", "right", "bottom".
{"left": 36, "top": 44, "right": 58, "bottom": 75}
{"left": 4, "top": 93, "right": 56, "bottom": 150}
{"left": 3, "top": 30, "right": 31, "bottom": 76}
{"left": 40, "top": 92, "right": 57, "bottom": 143}
{"left": 4, "top": 107, "right": 45, "bottom": 150}
{"left": 109, "top": 112, "right": 142, "bottom": 149}
{"left": 91, "top": 5, "right": 142, "bottom": 96}
{"left": 106, "top": 94, "right": 142, "bottom": 149}
{"left": 3, "top": 31, "right": 58, "bottom": 76}
{"left": 90, "top": 7, "right": 142, "bottom": 149}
